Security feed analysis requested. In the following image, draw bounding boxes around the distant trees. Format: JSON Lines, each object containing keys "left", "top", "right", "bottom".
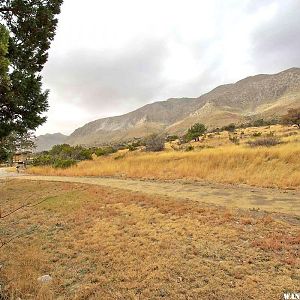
{"left": 33, "top": 144, "right": 93, "bottom": 168}
{"left": 185, "top": 123, "right": 207, "bottom": 142}
{"left": 94, "top": 146, "right": 117, "bottom": 156}
{"left": 0, "top": 131, "right": 35, "bottom": 165}
{"left": 33, "top": 144, "right": 120, "bottom": 168}
{"left": 282, "top": 108, "right": 300, "bottom": 128}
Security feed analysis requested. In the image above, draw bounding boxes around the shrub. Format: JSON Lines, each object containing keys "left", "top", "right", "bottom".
{"left": 240, "top": 118, "right": 279, "bottom": 128}
{"left": 252, "top": 131, "right": 262, "bottom": 137}
{"left": 282, "top": 108, "right": 300, "bottom": 128}
{"left": 252, "top": 119, "right": 265, "bottom": 127}
{"left": 185, "top": 145, "right": 194, "bottom": 151}
{"left": 53, "top": 159, "right": 77, "bottom": 169}
{"left": 222, "top": 123, "right": 236, "bottom": 132}
{"left": 266, "top": 131, "right": 275, "bottom": 137}
{"left": 94, "top": 147, "right": 116, "bottom": 156}
{"left": 247, "top": 137, "right": 281, "bottom": 147}
{"left": 76, "top": 148, "right": 93, "bottom": 160}
{"left": 33, "top": 154, "right": 54, "bottom": 166}
{"left": 144, "top": 134, "right": 165, "bottom": 152}
{"left": 229, "top": 135, "right": 239, "bottom": 145}
{"left": 114, "top": 154, "right": 126, "bottom": 160}
{"left": 166, "top": 135, "right": 179, "bottom": 142}
{"left": 127, "top": 144, "right": 137, "bottom": 151}
{"left": 211, "top": 127, "right": 221, "bottom": 133}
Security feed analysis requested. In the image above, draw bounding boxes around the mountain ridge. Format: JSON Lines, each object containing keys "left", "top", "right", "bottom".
{"left": 59, "top": 68, "right": 300, "bottom": 146}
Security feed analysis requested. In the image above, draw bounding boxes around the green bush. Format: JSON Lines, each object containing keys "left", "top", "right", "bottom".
{"left": 33, "top": 154, "right": 54, "bottom": 166}
{"left": 127, "top": 144, "right": 137, "bottom": 151}
{"left": 33, "top": 144, "right": 93, "bottom": 168}
{"left": 94, "top": 146, "right": 116, "bottom": 156}
{"left": 77, "top": 148, "right": 93, "bottom": 160}
{"left": 53, "top": 159, "right": 77, "bottom": 169}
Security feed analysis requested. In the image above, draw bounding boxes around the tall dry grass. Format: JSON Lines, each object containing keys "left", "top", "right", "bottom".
{"left": 28, "top": 142, "right": 300, "bottom": 188}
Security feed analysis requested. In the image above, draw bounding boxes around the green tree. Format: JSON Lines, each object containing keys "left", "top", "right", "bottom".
{"left": 186, "top": 123, "right": 207, "bottom": 142}
{"left": 0, "top": 24, "right": 11, "bottom": 139}
{"left": 0, "top": 24, "right": 10, "bottom": 94}
{"left": 0, "top": 0, "right": 63, "bottom": 140}
{"left": 0, "top": 131, "right": 36, "bottom": 165}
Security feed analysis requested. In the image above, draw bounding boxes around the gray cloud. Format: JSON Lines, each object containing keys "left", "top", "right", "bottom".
{"left": 38, "top": 0, "right": 300, "bottom": 135}
{"left": 43, "top": 39, "right": 169, "bottom": 116}
{"left": 245, "top": 0, "right": 275, "bottom": 12}
{"left": 251, "top": 0, "right": 300, "bottom": 72}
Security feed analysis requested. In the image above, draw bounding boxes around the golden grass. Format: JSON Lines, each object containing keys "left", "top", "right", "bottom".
{"left": 29, "top": 141, "right": 300, "bottom": 189}
{"left": 1, "top": 180, "right": 299, "bottom": 299}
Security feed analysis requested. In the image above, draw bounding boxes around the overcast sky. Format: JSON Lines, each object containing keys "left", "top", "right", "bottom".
{"left": 37, "top": 0, "right": 300, "bottom": 135}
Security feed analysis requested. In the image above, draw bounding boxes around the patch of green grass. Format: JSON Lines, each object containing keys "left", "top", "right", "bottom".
{"left": 38, "top": 191, "right": 86, "bottom": 212}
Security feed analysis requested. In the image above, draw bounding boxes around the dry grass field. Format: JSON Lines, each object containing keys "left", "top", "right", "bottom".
{"left": 0, "top": 180, "right": 299, "bottom": 299}
{"left": 28, "top": 125, "right": 300, "bottom": 189}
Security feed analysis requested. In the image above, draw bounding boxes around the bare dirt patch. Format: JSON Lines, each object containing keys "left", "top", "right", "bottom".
{"left": 3, "top": 173, "right": 299, "bottom": 215}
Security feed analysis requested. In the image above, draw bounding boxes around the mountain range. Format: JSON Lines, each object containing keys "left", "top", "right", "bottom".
{"left": 37, "top": 67, "right": 300, "bottom": 150}
{"left": 35, "top": 133, "right": 68, "bottom": 152}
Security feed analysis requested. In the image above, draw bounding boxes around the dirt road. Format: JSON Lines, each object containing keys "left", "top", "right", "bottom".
{"left": 0, "top": 168, "right": 299, "bottom": 215}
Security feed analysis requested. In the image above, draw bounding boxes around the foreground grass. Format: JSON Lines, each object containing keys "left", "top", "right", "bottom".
{"left": 29, "top": 142, "right": 300, "bottom": 188}
{"left": 0, "top": 180, "right": 299, "bottom": 299}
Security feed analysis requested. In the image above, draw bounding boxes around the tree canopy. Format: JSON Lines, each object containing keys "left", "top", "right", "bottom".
{"left": 0, "top": 131, "right": 36, "bottom": 165}
{"left": 0, "top": 0, "right": 63, "bottom": 140}
{"left": 185, "top": 123, "right": 207, "bottom": 142}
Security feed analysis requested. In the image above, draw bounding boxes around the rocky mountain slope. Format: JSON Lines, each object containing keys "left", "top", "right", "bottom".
{"left": 67, "top": 67, "right": 300, "bottom": 146}
{"left": 36, "top": 133, "right": 68, "bottom": 152}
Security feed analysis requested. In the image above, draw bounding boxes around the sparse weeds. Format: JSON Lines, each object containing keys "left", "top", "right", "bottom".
{"left": 247, "top": 136, "right": 282, "bottom": 147}
{"left": 0, "top": 180, "right": 298, "bottom": 299}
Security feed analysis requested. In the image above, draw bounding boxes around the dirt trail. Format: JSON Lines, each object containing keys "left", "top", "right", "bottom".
{"left": 0, "top": 168, "right": 299, "bottom": 215}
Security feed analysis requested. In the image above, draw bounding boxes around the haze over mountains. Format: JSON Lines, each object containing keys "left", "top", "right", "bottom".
{"left": 37, "top": 68, "right": 300, "bottom": 149}
{"left": 36, "top": 133, "right": 68, "bottom": 152}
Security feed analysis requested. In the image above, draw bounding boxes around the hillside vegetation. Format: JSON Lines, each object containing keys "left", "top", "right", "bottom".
{"left": 29, "top": 125, "right": 300, "bottom": 189}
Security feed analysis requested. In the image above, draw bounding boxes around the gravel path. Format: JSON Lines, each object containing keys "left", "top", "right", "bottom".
{"left": 1, "top": 168, "right": 299, "bottom": 215}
